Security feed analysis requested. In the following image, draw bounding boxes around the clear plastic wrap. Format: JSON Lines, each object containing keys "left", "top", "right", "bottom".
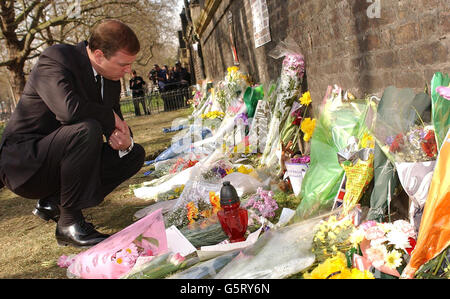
{"left": 167, "top": 250, "right": 240, "bottom": 279}
{"left": 213, "top": 211, "right": 338, "bottom": 279}
{"left": 260, "top": 38, "right": 305, "bottom": 169}
{"left": 372, "top": 86, "right": 435, "bottom": 232}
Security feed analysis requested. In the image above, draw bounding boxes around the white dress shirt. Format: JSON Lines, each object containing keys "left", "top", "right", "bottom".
{"left": 93, "top": 68, "right": 133, "bottom": 158}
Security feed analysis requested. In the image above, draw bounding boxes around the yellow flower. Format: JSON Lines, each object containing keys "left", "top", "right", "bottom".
{"left": 227, "top": 66, "right": 239, "bottom": 74}
{"left": 361, "top": 132, "right": 375, "bottom": 149}
{"left": 316, "top": 231, "right": 325, "bottom": 242}
{"left": 209, "top": 191, "right": 221, "bottom": 214}
{"left": 303, "top": 253, "right": 347, "bottom": 279}
{"left": 186, "top": 202, "right": 199, "bottom": 224}
{"left": 328, "top": 231, "right": 337, "bottom": 240}
{"left": 301, "top": 118, "right": 316, "bottom": 142}
{"left": 225, "top": 168, "right": 235, "bottom": 175}
{"left": 299, "top": 91, "right": 312, "bottom": 106}
{"left": 385, "top": 250, "right": 402, "bottom": 269}
{"left": 349, "top": 228, "right": 365, "bottom": 247}
{"left": 350, "top": 268, "right": 375, "bottom": 279}
{"left": 304, "top": 253, "right": 374, "bottom": 279}
{"left": 237, "top": 165, "right": 253, "bottom": 174}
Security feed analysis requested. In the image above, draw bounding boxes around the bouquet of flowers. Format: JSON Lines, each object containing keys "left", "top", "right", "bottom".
{"left": 349, "top": 220, "right": 416, "bottom": 277}
{"left": 295, "top": 86, "right": 376, "bottom": 221}
{"left": 260, "top": 45, "right": 305, "bottom": 169}
{"left": 242, "top": 187, "right": 278, "bottom": 219}
{"left": 215, "top": 66, "right": 249, "bottom": 112}
{"left": 310, "top": 215, "right": 356, "bottom": 265}
{"left": 165, "top": 190, "right": 220, "bottom": 229}
{"left": 59, "top": 209, "right": 168, "bottom": 279}
{"left": 373, "top": 87, "right": 437, "bottom": 233}
{"left": 169, "top": 157, "right": 199, "bottom": 174}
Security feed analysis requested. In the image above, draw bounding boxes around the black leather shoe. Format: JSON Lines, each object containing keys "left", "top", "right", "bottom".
{"left": 55, "top": 219, "right": 110, "bottom": 248}
{"left": 32, "top": 199, "right": 60, "bottom": 222}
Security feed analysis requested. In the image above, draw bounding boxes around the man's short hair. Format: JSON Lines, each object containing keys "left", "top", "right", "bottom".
{"left": 88, "top": 19, "right": 140, "bottom": 59}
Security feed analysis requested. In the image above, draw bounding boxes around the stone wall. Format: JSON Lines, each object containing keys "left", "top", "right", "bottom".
{"left": 194, "top": 0, "right": 450, "bottom": 111}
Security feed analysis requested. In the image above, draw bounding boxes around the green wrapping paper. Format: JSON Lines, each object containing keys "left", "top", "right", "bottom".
{"left": 293, "top": 86, "right": 375, "bottom": 221}
{"left": 431, "top": 72, "right": 450, "bottom": 149}
{"left": 244, "top": 85, "right": 264, "bottom": 118}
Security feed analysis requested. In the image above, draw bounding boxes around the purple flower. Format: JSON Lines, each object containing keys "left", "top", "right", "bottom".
{"left": 235, "top": 112, "right": 249, "bottom": 126}
{"left": 290, "top": 156, "right": 310, "bottom": 164}
{"left": 243, "top": 188, "right": 278, "bottom": 218}
{"left": 386, "top": 135, "right": 395, "bottom": 146}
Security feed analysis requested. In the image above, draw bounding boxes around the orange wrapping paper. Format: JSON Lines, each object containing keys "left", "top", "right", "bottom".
{"left": 403, "top": 130, "right": 450, "bottom": 277}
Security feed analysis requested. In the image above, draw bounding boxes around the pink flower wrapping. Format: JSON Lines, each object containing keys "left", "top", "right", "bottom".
{"left": 64, "top": 209, "right": 168, "bottom": 279}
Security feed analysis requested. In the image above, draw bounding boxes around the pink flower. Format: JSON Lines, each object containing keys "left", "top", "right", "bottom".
{"left": 365, "top": 245, "right": 387, "bottom": 268}
{"left": 365, "top": 225, "right": 386, "bottom": 241}
{"left": 360, "top": 220, "right": 377, "bottom": 231}
{"left": 436, "top": 86, "right": 450, "bottom": 100}
{"left": 169, "top": 253, "right": 185, "bottom": 266}
{"left": 57, "top": 255, "right": 76, "bottom": 268}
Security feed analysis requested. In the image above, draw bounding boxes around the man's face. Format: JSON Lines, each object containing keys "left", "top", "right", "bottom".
{"left": 94, "top": 49, "right": 137, "bottom": 81}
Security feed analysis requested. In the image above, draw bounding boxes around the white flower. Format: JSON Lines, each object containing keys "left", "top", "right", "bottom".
{"left": 386, "top": 229, "right": 411, "bottom": 252}
{"left": 349, "top": 228, "right": 365, "bottom": 247}
{"left": 385, "top": 250, "right": 403, "bottom": 269}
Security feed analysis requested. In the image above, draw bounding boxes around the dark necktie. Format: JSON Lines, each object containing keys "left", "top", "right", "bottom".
{"left": 95, "top": 74, "right": 102, "bottom": 101}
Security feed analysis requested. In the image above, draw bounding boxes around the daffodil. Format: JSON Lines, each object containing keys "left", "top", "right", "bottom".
{"left": 227, "top": 66, "right": 239, "bottom": 74}
{"left": 361, "top": 132, "right": 375, "bottom": 149}
{"left": 299, "top": 91, "right": 312, "bottom": 106}
{"left": 301, "top": 118, "right": 316, "bottom": 142}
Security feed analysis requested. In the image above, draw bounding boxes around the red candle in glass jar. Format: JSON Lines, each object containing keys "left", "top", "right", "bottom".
{"left": 217, "top": 181, "right": 248, "bottom": 243}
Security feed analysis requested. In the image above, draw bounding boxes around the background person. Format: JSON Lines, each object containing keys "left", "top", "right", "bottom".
{"left": 129, "top": 70, "right": 149, "bottom": 116}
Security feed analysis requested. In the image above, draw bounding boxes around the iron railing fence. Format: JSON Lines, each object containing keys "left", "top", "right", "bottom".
{"left": 120, "top": 87, "right": 191, "bottom": 117}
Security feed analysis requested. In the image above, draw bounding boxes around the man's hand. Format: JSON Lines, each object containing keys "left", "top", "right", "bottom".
{"left": 108, "top": 112, "right": 131, "bottom": 151}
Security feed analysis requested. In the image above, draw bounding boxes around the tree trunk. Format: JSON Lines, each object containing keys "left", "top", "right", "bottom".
{"left": 7, "top": 62, "right": 26, "bottom": 107}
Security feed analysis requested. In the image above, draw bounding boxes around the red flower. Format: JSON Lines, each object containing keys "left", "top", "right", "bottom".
{"left": 406, "top": 237, "right": 416, "bottom": 255}
{"left": 389, "top": 133, "right": 404, "bottom": 153}
{"left": 421, "top": 131, "right": 437, "bottom": 158}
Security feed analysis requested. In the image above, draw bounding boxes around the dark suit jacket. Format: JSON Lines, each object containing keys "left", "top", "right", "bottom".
{"left": 0, "top": 41, "right": 123, "bottom": 190}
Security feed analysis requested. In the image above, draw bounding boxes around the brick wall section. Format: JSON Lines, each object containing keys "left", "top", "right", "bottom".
{"left": 197, "top": 0, "right": 450, "bottom": 111}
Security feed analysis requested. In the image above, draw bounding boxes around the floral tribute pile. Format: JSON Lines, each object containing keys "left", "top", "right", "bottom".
{"left": 57, "top": 38, "right": 449, "bottom": 279}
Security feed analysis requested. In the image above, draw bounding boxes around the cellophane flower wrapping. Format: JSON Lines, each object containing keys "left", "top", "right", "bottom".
{"left": 64, "top": 209, "right": 168, "bottom": 279}
{"left": 260, "top": 38, "right": 305, "bottom": 170}
{"left": 167, "top": 250, "right": 240, "bottom": 279}
{"left": 213, "top": 213, "right": 326, "bottom": 278}
{"left": 294, "top": 86, "right": 375, "bottom": 221}
{"left": 372, "top": 86, "right": 436, "bottom": 233}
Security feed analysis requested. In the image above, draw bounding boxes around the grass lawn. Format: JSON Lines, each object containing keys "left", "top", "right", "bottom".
{"left": 0, "top": 108, "right": 192, "bottom": 278}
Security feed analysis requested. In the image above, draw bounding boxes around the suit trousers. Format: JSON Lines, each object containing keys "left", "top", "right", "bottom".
{"left": 10, "top": 119, "right": 145, "bottom": 211}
